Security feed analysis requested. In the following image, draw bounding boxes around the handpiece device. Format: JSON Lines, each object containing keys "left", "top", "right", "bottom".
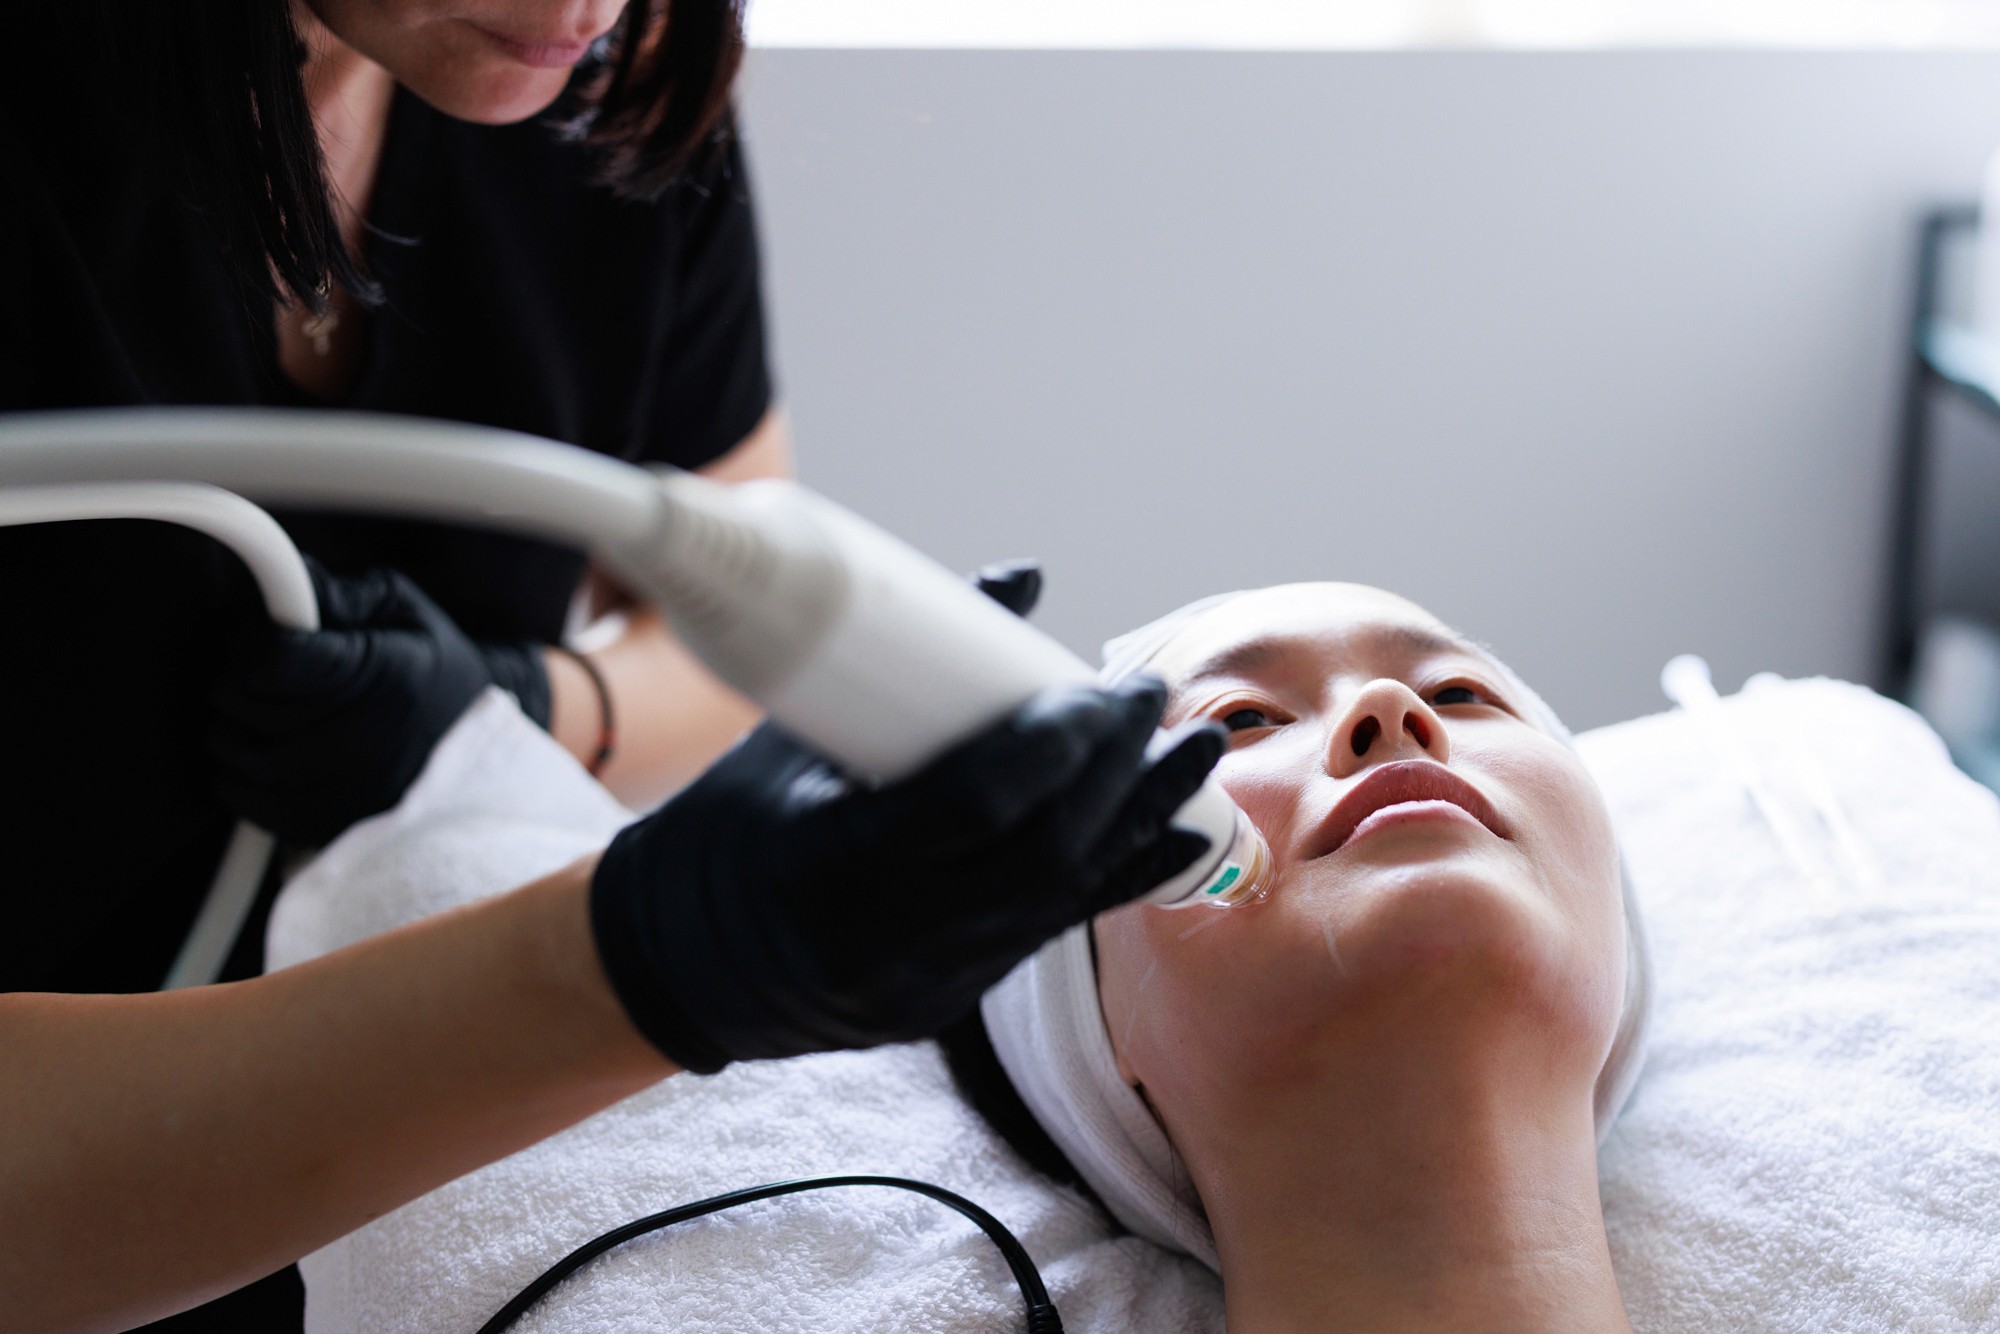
{"left": 618, "top": 468, "right": 1270, "bottom": 907}
{"left": 0, "top": 407, "right": 1270, "bottom": 908}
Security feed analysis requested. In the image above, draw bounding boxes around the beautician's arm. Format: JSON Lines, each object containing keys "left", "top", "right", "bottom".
{"left": 3, "top": 665, "right": 1221, "bottom": 1334}
{"left": 544, "top": 407, "right": 792, "bottom": 807}
{"left": 204, "top": 410, "right": 795, "bottom": 844}
{"left": 0, "top": 856, "right": 656, "bottom": 1334}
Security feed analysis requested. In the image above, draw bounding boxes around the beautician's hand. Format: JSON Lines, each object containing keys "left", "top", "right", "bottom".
{"left": 588, "top": 555, "right": 1218, "bottom": 1072}
{"left": 589, "top": 676, "right": 1223, "bottom": 1074}
{"left": 207, "top": 558, "right": 550, "bottom": 846}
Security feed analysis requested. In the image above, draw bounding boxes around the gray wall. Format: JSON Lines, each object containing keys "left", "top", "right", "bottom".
{"left": 738, "top": 50, "right": 2000, "bottom": 729}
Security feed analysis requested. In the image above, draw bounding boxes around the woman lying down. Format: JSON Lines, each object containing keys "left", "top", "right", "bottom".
{"left": 282, "top": 580, "right": 1652, "bottom": 1332}
{"left": 952, "top": 580, "right": 1652, "bottom": 1331}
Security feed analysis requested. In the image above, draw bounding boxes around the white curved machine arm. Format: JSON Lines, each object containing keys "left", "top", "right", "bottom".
{"left": 0, "top": 480, "right": 318, "bottom": 988}
{"left": 0, "top": 408, "right": 1264, "bottom": 985}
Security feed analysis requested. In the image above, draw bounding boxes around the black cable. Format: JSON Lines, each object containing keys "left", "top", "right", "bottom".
{"left": 473, "top": 1173, "right": 1064, "bottom": 1334}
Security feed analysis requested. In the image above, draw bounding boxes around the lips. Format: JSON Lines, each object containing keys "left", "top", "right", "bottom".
{"left": 1304, "top": 760, "right": 1505, "bottom": 860}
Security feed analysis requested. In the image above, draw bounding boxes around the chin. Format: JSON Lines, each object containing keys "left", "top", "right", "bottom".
{"left": 407, "top": 65, "right": 574, "bottom": 125}
{"left": 1279, "top": 852, "right": 1569, "bottom": 1015}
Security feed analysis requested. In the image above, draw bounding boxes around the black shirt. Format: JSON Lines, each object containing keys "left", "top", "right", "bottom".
{"left": 0, "top": 87, "right": 773, "bottom": 996}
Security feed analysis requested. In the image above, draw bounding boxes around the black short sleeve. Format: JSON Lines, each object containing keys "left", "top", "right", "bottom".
{"left": 0, "top": 81, "right": 779, "bottom": 993}
{"left": 634, "top": 134, "right": 774, "bottom": 471}
{"left": 271, "top": 101, "right": 778, "bottom": 640}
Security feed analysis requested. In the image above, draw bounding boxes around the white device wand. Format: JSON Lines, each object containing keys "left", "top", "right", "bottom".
{"left": 0, "top": 407, "right": 1270, "bottom": 914}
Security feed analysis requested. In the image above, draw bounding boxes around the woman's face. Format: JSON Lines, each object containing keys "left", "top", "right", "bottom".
{"left": 301, "top": 0, "right": 629, "bottom": 124}
{"left": 1095, "top": 584, "right": 1627, "bottom": 1159}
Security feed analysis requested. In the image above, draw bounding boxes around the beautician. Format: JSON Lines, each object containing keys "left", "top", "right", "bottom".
{"left": 0, "top": 2, "right": 1223, "bottom": 1330}
{"left": 5, "top": 0, "right": 780, "bottom": 1002}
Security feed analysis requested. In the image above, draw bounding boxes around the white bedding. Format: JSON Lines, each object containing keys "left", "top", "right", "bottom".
{"left": 267, "top": 692, "right": 1222, "bottom": 1334}
{"left": 269, "top": 679, "right": 2000, "bottom": 1332}
{"left": 1581, "top": 679, "right": 2000, "bottom": 1330}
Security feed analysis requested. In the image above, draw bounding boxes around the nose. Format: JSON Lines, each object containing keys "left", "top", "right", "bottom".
{"left": 1326, "top": 679, "right": 1449, "bottom": 778}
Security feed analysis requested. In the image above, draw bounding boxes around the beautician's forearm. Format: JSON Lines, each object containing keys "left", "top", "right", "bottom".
{"left": 0, "top": 857, "right": 673, "bottom": 1333}
{"left": 547, "top": 609, "right": 761, "bottom": 808}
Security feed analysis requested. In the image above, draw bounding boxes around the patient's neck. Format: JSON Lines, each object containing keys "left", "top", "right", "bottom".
{"left": 1183, "top": 1027, "right": 1632, "bottom": 1334}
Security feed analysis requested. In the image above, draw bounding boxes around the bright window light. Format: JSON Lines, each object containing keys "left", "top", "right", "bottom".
{"left": 746, "top": 0, "right": 2000, "bottom": 50}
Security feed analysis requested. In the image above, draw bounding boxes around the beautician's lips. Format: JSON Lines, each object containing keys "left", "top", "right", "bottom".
{"left": 1303, "top": 760, "right": 1506, "bottom": 860}
{"left": 473, "top": 24, "right": 600, "bottom": 68}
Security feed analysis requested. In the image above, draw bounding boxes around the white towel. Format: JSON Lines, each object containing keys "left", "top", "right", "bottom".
{"left": 266, "top": 691, "right": 632, "bottom": 961}
{"left": 265, "top": 691, "right": 1222, "bottom": 1334}
{"left": 1579, "top": 678, "right": 2000, "bottom": 1332}
{"left": 269, "top": 678, "right": 2000, "bottom": 1333}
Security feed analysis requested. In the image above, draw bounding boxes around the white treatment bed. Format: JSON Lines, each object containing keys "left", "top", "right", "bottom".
{"left": 269, "top": 675, "right": 2000, "bottom": 1334}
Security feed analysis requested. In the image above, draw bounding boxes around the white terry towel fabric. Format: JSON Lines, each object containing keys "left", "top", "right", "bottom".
{"left": 270, "top": 677, "right": 2000, "bottom": 1333}
{"left": 264, "top": 690, "right": 632, "bottom": 962}
{"left": 1579, "top": 678, "right": 2000, "bottom": 1332}
{"left": 265, "top": 690, "right": 1224, "bottom": 1334}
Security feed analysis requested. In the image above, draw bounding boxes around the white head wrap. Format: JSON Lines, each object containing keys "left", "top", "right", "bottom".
{"left": 982, "top": 590, "right": 1653, "bottom": 1272}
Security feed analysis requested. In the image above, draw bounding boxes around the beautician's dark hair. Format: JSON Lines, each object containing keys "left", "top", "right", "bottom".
{"left": 90, "top": 0, "right": 744, "bottom": 315}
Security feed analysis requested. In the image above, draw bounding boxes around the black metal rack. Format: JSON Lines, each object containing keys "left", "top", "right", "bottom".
{"left": 1887, "top": 202, "right": 1991, "bottom": 697}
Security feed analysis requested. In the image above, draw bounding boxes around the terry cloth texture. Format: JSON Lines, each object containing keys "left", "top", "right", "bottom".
{"left": 266, "top": 691, "right": 1222, "bottom": 1334}
{"left": 1583, "top": 677, "right": 2000, "bottom": 1332}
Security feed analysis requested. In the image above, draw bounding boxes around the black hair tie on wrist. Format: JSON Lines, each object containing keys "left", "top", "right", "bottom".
{"left": 551, "top": 644, "right": 616, "bottom": 777}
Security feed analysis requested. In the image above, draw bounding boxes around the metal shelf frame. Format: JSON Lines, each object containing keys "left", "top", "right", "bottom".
{"left": 1887, "top": 202, "right": 1989, "bottom": 696}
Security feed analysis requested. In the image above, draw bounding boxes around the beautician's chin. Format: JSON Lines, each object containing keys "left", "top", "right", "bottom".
{"left": 417, "top": 75, "right": 551, "bottom": 126}
{"left": 379, "top": 19, "right": 608, "bottom": 126}
{"left": 430, "top": 35, "right": 585, "bottom": 123}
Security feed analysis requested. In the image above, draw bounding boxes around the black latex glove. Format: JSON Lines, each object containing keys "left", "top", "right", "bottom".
{"left": 208, "top": 557, "right": 551, "bottom": 846}
{"left": 589, "top": 566, "right": 1224, "bottom": 1073}
{"left": 970, "top": 558, "right": 1043, "bottom": 619}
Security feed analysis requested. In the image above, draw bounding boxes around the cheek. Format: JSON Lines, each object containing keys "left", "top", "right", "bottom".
{"left": 1096, "top": 892, "right": 1354, "bottom": 1120}
{"left": 1486, "top": 743, "right": 1620, "bottom": 900}
{"left": 1212, "top": 738, "right": 1320, "bottom": 860}
{"left": 308, "top": 0, "right": 433, "bottom": 46}
{"left": 1468, "top": 737, "right": 1627, "bottom": 1014}
{"left": 1094, "top": 908, "right": 1176, "bottom": 1089}
{"left": 1097, "top": 907, "right": 1226, "bottom": 1106}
